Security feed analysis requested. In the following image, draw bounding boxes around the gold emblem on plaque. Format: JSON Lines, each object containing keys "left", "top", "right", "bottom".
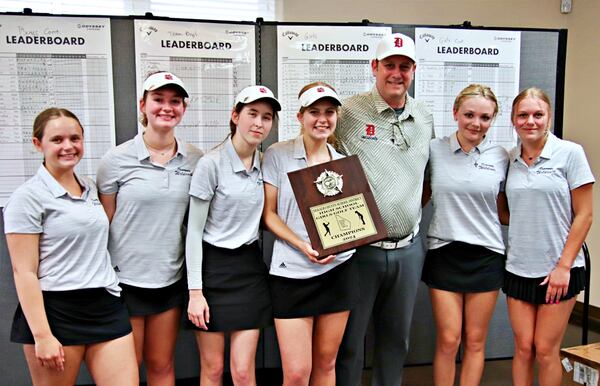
{"left": 314, "top": 170, "right": 343, "bottom": 197}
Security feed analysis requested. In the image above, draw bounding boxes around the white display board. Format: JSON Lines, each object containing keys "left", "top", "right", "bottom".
{"left": 277, "top": 25, "right": 392, "bottom": 141}
{"left": 415, "top": 28, "right": 521, "bottom": 149}
{"left": 0, "top": 15, "right": 115, "bottom": 206}
{"left": 134, "top": 20, "right": 256, "bottom": 152}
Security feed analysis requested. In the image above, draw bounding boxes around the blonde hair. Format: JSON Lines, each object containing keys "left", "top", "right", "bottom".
{"left": 511, "top": 87, "right": 552, "bottom": 123}
{"left": 298, "top": 81, "right": 340, "bottom": 144}
{"left": 453, "top": 84, "right": 499, "bottom": 117}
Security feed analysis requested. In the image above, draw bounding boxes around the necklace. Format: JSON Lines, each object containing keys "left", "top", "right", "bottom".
{"left": 144, "top": 138, "right": 176, "bottom": 156}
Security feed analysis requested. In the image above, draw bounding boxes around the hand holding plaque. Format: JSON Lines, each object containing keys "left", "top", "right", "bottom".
{"left": 287, "top": 155, "right": 387, "bottom": 257}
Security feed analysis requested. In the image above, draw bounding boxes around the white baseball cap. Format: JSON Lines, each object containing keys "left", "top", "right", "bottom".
{"left": 299, "top": 84, "right": 342, "bottom": 107}
{"left": 235, "top": 85, "right": 281, "bottom": 111}
{"left": 143, "top": 72, "right": 189, "bottom": 98}
{"left": 376, "top": 33, "right": 416, "bottom": 62}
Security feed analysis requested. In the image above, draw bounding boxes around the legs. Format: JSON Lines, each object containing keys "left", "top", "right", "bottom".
{"left": 23, "top": 344, "right": 85, "bottom": 386}
{"left": 85, "top": 333, "right": 139, "bottom": 386}
{"left": 230, "top": 329, "right": 260, "bottom": 386}
{"left": 310, "top": 311, "right": 349, "bottom": 386}
{"left": 23, "top": 333, "right": 138, "bottom": 386}
{"left": 507, "top": 297, "right": 537, "bottom": 386}
{"left": 430, "top": 289, "right": 463, "bottom": 386}
{"left": 195, "top": 331, "right": 225, "bottom": 386}
{"left": 275, "top": 317, "right": 314, "bottom": 386}
{"left": 460, "top": 291, "right": 499, "bottom": 386}
{"left": 371, "top": 239, "right": 425, "bottom": 386}
{"left": 336, "top": 247, "right": 384, "bottom": 386}
{"left": 336, "top": 241, "right": 425, "bottom": 386}
{"left": 131, "top": 306, "right": 182, "bottom": 386}
{"left": 509, "top": 296, "right": 575, "bottom": 386}
{"left": 535, "top": 298, "right": 576, "bottom": 386}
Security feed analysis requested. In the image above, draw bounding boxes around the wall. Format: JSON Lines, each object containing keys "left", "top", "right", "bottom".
{"left": 282, "top": 0, "right": 600, "bottom": 307}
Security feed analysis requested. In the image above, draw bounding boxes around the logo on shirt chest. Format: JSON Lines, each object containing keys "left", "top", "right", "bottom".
{"left": 174, "top": 167, "right": 192, "bottom": 176}
{"left": 536, "top": 167, "right": 555, "bottom": 175}
{"left": 475, "top": 162, "right": 496, "bottom": 172}
{"left": 361, "top": 124, "right": 378, "bottom": 140}
{"left": 90, "top": 198, "right": 102, "bottom": 206}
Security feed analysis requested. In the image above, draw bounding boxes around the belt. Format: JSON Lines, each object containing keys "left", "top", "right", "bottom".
{"left": 370, "top": 225, "right": 419, "bottom": 250}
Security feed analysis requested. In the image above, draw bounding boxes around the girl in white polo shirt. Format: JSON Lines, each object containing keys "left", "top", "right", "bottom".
{"left": 96, "top": 72, "right": 202, "bottom": 384}
{"left": 504, "top": 87, "right": 594, "bottom": 386}
{"left": 185, "top": 85, "right": 280, "bottom": 386}
{"left": 422, "top": 84, "right": 509, "bottom": 386}
{"left": 3, "top": 108, "right": 138, "bottom": 386}
{"left": 262, "top": 82, "right": 357, "bottom": 385}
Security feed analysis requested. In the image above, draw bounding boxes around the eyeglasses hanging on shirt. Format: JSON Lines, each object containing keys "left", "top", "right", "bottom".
{"left": 391, "top": 121, "right": 411, "bottom": 150}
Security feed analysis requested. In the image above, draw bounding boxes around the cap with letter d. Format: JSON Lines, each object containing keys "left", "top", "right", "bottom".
{"left": 375, "top": 33, "right": 416, "bottom": 62}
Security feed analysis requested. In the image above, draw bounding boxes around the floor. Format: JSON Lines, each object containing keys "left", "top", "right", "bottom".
{"left": 173, "top": 323, "right": 599, "bottom": 386}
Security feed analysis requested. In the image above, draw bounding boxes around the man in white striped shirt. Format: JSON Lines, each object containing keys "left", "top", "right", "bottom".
{"left": 335, "top": 32, "right": 434, "bottom": 386}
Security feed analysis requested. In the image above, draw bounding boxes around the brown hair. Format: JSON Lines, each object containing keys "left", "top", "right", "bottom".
{"left": 33, "top": 108, "right": 83, "bottom": 141}
{"left": 139, "top": 70, "right": 188, "bottom": 127}
{"left": 511, "top": 87, "right": 553, "bottom": 124}
{"left": 297, "top": 81, "right": 340, "bottom": 144}
{"left": 297, "top": 81, "right": 341, "bottom": 114}
{"left": 453, "top": 84, "right": 499, "bottom": 117}
{"left": 229, "top": 98, "right": 279, "bottom": 137}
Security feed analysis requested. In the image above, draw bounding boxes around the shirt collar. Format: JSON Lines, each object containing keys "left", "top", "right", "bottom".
{"left": 292, "top": 135, "right": 342, "bottom": 161}
{"left": 36, "top": 165, "right": 89, "bottom": 199}
{"left": 450, "top": 132, "right": 491, "bottom": 153}
{"left": 134, "top": 132, "right": 186, "bottom": 161}
{"left": 510, "top": 132, "right": 556, "bottom": 163}
{"left": 293, "top": 135, "right": 307, "bottom": 160}
{"left": 225, "top": 136, "right": 260, "bottom": 173}
{"left": 370, "top": 87, "right": 415, "bottom": 119}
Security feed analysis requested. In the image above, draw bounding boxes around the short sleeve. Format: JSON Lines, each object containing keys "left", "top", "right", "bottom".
{"left": 189, "top": 155, "right": 218, "bottom": 200}
{"left": 3, "top": 187, "right": 44, "bottom": 234}
{"left": 96, "top": 150, "right": 120, "bottom": 194}
{"left": 566, "top": 144, "right": 595, "bottom": 190}
{"left": 261, "top": 146, "right": 281, "bottom": 188}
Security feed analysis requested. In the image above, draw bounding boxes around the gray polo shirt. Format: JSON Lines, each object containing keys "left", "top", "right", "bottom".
{"left": 262, "top": 135, "right": 354, "bottom": 279}
{"left": 189, "top": 137, "right": 263, "bottom": 248}
{"left": 506, "top": 133, "right": 595, "bottom": 277}
{"left": 3, "top": 166, "right": 121, "bottom": 296}
{"left": 96, "top": 133, "right": 203, "bottom": 288}
{"left": 336, "top": 87, "right": 434, "bottom": 238}
{"left": 427, "top": 133, "right": 508, "bottom": 254}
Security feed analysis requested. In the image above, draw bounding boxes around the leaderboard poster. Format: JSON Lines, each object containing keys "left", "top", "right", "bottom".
{"left": 0, "top": 15, "right": 115, "bottom": 206}
{"left": 134, "top": 19, "right": 256, "bottom": 152}
{"left": 277, "top": 25, "right": 392, "bottom": 141}
{"left": 415, "top": 28, "right": 521, "bottom": 149}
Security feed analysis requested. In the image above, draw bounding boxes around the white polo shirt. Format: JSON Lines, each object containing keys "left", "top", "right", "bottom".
{"left": 96, "top": 133, "right": 203, "bottom": 288}
{"left": 506, "top": 133, "right": 595, "bottom": 277}
{"left": 262, "top": 135, "right": 354, "bottom": 279}
{"left": 427, "top": 133, "right": 508, "bottom": 254}
{"left": 189, "top": 137, "right": 263, "bottom": 248}
{"left": 3, "top": 166, "right": 121, "bottom": 296}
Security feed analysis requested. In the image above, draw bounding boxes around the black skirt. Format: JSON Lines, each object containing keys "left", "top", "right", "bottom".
{"left": 422, "top": 241, "right": 505, "bottom": 292}
{"left": 120, "top": 279, "right": 185, "bottom": 316}
{"left": 191, "top": 241, "right": 272, "bottom": 332}
{"left": 11, "top": 288, "right": 132, "bottom": 346}
{"left": 269, "top": 257, "right": 358, "bottom": 319}
{"left": 503, "top": 267, "right": 586, "bottom": 305}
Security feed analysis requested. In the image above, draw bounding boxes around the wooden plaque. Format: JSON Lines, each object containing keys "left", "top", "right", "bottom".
{"left": 287, "top": 155, "right": 387, "bottom": 257}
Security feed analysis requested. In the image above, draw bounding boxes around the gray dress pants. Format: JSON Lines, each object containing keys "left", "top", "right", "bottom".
{"left": 336, "top": 234, "right": 426, "bottom": 386}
